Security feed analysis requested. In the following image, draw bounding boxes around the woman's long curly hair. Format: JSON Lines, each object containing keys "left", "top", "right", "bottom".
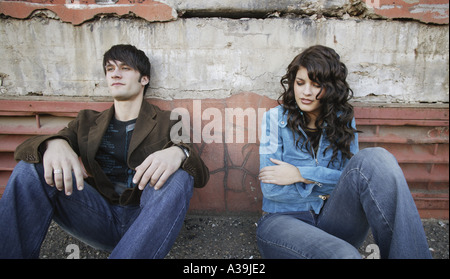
{"left": 278, "top": 45, "right": 357, "bottom": 166}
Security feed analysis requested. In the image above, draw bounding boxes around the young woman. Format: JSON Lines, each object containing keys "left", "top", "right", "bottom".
{"left": 257, "top": 45, "right": 431, "bottom": 259}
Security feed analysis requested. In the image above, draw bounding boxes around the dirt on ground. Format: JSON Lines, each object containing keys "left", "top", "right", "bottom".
{"left": 40, "top": 214, "right": 449, "bottom": 259}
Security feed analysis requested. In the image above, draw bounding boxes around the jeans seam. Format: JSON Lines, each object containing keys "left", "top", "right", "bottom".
{"left": 153, "top": 201, "right": 187, "bottom": 259}
{"left": 30, "top": 213, "right": 52, "bottom": 258}
{"left": 344, "top": 167, "right": 394, "bottom": 234}
{"left": 365, "top": 175, "right": 394, "bottom": 234}
{"left": 28, "top": 162, "right": 55, "bottom": 258}
{"left": 256, "top": 234, "right": 309, "bottom": 259}
{"left": 151, "top": 170, "right": 193, "bottom": 258}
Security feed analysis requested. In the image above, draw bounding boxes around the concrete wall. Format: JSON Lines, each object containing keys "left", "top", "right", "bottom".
{"left": 0, "top": 0, "right": 449, "bottom": 104}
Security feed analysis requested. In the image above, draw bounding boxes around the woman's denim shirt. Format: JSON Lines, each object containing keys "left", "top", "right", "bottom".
{"left": 259, "top": 105, "right": 359, "bottom": 214}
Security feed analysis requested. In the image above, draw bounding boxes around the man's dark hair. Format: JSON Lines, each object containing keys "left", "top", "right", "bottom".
{"left": 103, "top": 44, "right": 151, "bottom": 95}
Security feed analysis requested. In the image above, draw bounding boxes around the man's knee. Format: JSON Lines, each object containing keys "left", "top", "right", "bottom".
{"left": 9, "top": 161, "right": 44, "bottom": 185}
{"left": 13, "top": 160, "right": 36, "bottom": 173}
{"left": 1, "top": 161, "right": 56, "bottom": 208}
{"left": 140, "top": 169, "right": 194, "bottom": 205}
{"left": 161, "top": 169, "right": 194, "bottom": 194}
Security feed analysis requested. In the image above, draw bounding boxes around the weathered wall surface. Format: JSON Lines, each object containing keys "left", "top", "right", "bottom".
{"left": 0, "top": 0, "right": 449, "bottom": 103}
{"left": 2, "top": 0, "right": 449, "bottom": 24}
{"left": 0, "top": 15, "right": 448, "bottom": 103}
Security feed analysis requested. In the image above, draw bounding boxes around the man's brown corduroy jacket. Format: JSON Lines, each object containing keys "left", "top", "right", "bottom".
{"left": 14, "top": 101, "right": 209, "bottom": 205}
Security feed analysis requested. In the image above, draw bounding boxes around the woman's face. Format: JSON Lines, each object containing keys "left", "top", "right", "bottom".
{"left": 294, "top": 66, "right": 324, "bottom": 119}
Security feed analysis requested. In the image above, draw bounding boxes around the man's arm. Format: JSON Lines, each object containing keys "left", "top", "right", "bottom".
{"left": 132, "top": 146, "right": 186, "bottom": 190}
{"left": 131, "top": 104, "right": 210, "bottom": 191}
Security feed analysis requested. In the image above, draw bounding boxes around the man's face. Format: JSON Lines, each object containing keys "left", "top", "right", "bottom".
{"left": 105, "top": 60, "right": 149, "bottom": 101}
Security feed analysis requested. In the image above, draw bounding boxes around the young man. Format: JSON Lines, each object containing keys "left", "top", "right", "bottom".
{"left": 0, "top": 44, "right": 209, "bottom": 259}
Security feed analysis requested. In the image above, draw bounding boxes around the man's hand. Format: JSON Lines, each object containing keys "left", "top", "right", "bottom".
{"left": 43, "top": 139, "right": 87, "bottom": 195}
{"left": 258, "top": 158, "right": 314, "bottom": 185}
{"left": 133, "top": 146, "right": 186, "bottom": 190}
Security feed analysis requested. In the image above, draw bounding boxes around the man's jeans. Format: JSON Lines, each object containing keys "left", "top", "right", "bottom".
{"left": 256, "top": 148, "right": 432, "bottom": 259}
{"left": 0, "top": 161, "right": 193, "bottom": 259}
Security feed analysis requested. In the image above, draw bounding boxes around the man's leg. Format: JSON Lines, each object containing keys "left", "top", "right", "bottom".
{"left": 51, "top": 183, "right": 125, "bottom": 253}
{"left": 0, "top": 161, "right": 122, "bottom": 258}
{"left": 0, "top": 161, "right": 56, "bottom": 258}
{"left": 109, "top": 169, "right": 194, "bottom": 259}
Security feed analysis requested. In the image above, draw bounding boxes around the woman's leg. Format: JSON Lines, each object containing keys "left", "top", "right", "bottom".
{"left": 256, "top": 211, "right": 361, "bottom": 259}
{"left": 317, "top": 147, "right": 431, "bottom": 259}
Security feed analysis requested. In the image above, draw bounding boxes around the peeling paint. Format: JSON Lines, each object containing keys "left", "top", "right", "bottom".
{"left": 0, "top": 0, "right": 177, "bottom": 25}
{"left": 368, "top": 0, "right": 449, "bottom": 24}
{"left": 410, "top": 4, "right": 449, "bottom": 19}
{"left": 0, "top": 0, "right": 448, "bottom": 24}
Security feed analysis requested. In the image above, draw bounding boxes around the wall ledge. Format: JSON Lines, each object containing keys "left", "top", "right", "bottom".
{"left": 0, "top": 0, "right": 448, "bottom": 24}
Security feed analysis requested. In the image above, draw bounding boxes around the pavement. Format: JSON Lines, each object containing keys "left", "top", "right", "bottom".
{"left": 39, "top": 214, "right": 449, "bottom": 259}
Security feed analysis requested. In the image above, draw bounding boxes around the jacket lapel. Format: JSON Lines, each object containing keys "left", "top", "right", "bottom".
{"left": 127, "top": 101, "right": 157, "bottom": 163}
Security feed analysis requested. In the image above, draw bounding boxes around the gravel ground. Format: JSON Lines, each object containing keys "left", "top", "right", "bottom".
{"left": 40, "top": 214, "right": 448, "bottom": 259}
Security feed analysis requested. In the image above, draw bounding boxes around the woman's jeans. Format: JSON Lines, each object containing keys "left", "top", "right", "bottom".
{"left": 0, "top": 161, "right": 193, "bottom": 259}
{"left": 256, "top": 148, "right": 432, "bottom": 259}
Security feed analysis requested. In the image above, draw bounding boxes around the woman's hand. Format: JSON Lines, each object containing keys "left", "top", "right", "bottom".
{"left": 258, "top": 158, "right": 314, "bottom": 185}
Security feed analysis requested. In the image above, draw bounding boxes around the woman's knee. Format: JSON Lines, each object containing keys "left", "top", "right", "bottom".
{"left": 349, "top": 147, "right": 403, "bottom": 177}
{"left": 354, "top": 147, "right": 397, "bottom": 165}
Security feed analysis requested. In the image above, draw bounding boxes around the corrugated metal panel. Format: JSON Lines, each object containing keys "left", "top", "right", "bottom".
{"left": 0, "top": 99, "right": 448, "bottom": 219}
{"left": 355, "top": 105, "right": 448, "bottom": 219}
